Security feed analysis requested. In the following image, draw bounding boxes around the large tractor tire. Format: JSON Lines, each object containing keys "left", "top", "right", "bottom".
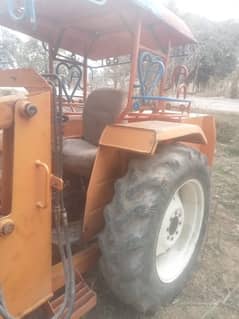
{"left": 99, "top": 144, "right": 210, "bottom": 313}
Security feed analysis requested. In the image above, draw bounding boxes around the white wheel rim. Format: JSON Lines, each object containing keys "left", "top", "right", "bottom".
{"left": 156, "top": 179, "right": 205, "bottom": 283}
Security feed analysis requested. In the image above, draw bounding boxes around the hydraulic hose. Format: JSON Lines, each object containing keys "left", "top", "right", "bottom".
{"left": 53, "top": 76, "right": 76, "bottom": 319}
{"left": 48, "top": 76, "right": 76, "bottom": 319}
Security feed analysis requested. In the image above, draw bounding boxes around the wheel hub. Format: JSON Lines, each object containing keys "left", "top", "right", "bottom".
{"left": 164, "top": 202, "right": 184, "bottom": 247}
{"left": 156, "top": 179, "right": 205, "bottom": 283}
{"left": 168, "top": 216, "right": 179, "bottom": 234}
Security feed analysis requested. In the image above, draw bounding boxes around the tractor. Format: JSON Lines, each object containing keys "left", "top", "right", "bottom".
{"left": 0, "top": 1, "right": 216, "bottom": 318}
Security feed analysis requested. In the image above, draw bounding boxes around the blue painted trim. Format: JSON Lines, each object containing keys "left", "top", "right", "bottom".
{"left": 132, "top": 96, "right": 191, "bottom": 104}
{"left": 7, "top": 0, "right": 36, "bottom": 25}
{"left": 138, "top": 52, "right": 165, "bottom": 102}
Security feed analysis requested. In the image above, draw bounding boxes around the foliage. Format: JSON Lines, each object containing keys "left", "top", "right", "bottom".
{"left": 0, "top": 27, "right": 47, "bottom": 72}
{"left": 18, "top": 38, "right": 48, "bottom": 72}
{"left": 184, "top": 15, "right": 239, "bottom": 90}
{"left": 164, "top": 0, "right": 239, "bottom": 92}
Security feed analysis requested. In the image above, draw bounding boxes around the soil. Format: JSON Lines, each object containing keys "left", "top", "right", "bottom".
{"left": 191, "top": 96, "right": 239, "bottom": 114}
{"left": 85, "top": 112, "right": 239, "bottom": 319}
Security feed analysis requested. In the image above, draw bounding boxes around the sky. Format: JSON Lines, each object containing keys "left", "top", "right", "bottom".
{"left": 163, "top": 0, "right": 239, "bottom": 21}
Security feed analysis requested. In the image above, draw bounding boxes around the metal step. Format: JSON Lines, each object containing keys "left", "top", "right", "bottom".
{"left": 47, "top": 272, "right": 96, "bottom": 318}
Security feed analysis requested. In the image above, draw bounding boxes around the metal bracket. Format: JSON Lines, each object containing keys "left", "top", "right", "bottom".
{"left": 50, "top": 175, "right": 64, "bottom": 191}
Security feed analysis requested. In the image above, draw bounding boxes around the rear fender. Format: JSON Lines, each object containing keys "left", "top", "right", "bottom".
{"left": 82, "top": 117, "right": 215, "bottom": 242}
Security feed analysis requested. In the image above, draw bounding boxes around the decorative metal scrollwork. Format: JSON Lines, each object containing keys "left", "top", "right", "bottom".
{"left": 96, "top": 56, "right": 131, "bottom": 68}
{"left": 56, "top": 62, "right": 83, "bottom": 102}
{"left": 105, "top": 57, "right": 119, "bottom": 66}
{"left": 138, "top": 51, "right": 165, "bottom": 99}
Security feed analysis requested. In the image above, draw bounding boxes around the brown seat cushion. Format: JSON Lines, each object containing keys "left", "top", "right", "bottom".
{"left": 63, "top": 88, "right": 126, "bottom": 176}
{"left": 63, "top": 138, "right": 97, "bottom": 177}
{"left": 83, "top": 88, "right": 126, "bottom": 145}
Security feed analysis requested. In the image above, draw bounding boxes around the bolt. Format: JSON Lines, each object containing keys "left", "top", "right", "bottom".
{"left": 167, "top": 236, "right": 170, "bottom": 240}
{"left": 171, "top": 237, "right": 174, "bottom": 241}
{"left": 20, "top": 103, "right": 38, "bottom": 119}
{"left": 62, "top": 114, "right": 69, "bottom": 122}
{"left": 0, "top": 220, "right": 15, "bottom": 236}
{"left": 25, "top": 104, "right": 38, "bottom": 118}
{"left": 176, "top": 231, "right": 179, "bottom": 235}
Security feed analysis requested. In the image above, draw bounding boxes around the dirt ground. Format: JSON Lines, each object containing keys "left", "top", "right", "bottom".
{"left": 85, "top": 112, "right": 239, "bottom": 319}
{"left": 191, "top": 96, "right": 239, "bottom": 114}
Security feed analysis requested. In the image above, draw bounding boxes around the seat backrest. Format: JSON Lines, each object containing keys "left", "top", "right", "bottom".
{"left": 83, "top": 88, "right": 126, "bottom": 145}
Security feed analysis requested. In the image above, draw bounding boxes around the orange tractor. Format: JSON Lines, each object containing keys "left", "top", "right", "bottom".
{"left": 0, "top": 1, "right": 216, "bottom": 318}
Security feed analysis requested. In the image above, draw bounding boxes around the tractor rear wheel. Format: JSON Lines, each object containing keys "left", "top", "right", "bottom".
{"left": 99, "top": 144, "right": 210, "bottom": 313}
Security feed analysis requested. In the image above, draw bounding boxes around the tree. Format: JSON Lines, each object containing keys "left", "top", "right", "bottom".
{"left": 0, "top": 27, "right": 47, "bottom": 72}
{"left": 179, "top": 14, "right": 239, "bottom": 91}
{"left": 19, "top": 39, "right": 48, "bottom": 73}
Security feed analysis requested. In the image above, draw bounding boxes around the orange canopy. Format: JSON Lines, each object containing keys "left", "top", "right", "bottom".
{"left": 0, "top": 0, "right": 196, "bottom": 59}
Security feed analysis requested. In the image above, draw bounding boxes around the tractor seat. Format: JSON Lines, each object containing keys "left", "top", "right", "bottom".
{"left": 63, "top": 88, "right": 126, "bottom": 177}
